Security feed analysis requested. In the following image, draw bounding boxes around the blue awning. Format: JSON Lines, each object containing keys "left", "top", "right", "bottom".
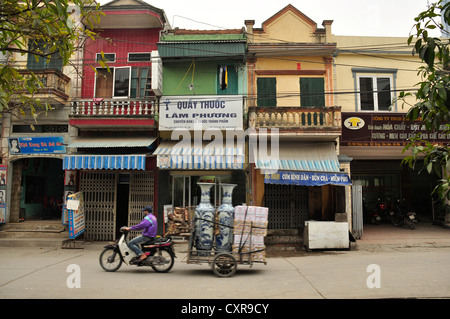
{"left": 253, "top": 142, "right": 351, "bottom": 186}
{"left": 63, "top": 155, "right": 146, "bottom": 170}
{"left": 153, "top": 140, "right": 244, "bottom": 170}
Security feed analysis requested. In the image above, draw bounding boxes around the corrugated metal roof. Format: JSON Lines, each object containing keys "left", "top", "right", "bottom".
{"left": 157, "top": 42, "right": 246, "bottom": 58}
{"left": 253, "top": 142, "right": 341, "bottom": 173}
{"left": 68, "top": 137, "right": 157, "bottom": 148}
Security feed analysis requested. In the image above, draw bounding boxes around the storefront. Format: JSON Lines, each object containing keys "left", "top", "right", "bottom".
{"left": 250, "top": 141, "right": 352, "bottom": 230}
{"left": 156, "top": 95, "right": 248, "bottom": 231}
{"left": 341, "top": 112, "right": 449, "bottom": 224}
{"left": 6, "top": 136, "right": 67, "bottom": 223}
{"left": 62, "top": 136, "right": 158, "bottom": 241}
{"left": 154, "top": 140, "right": 248, "bottom": 230}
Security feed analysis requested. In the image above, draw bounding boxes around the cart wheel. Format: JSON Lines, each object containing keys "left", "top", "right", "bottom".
{"left": 211, "top": 252, "right": 237, "bottom": 278}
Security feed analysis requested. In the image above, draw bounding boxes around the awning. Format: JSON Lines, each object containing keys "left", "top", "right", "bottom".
{"left": 253, "top": 142, "right": 351, "bottom": 186}
{"left": 154, "top": 140, "right": 244, "bottom": 170}
{"left": 63, "top": 155, "right": 146, "bottom": 170}
{"left": 67, "top": 136, "right": 157, "bottom": 148}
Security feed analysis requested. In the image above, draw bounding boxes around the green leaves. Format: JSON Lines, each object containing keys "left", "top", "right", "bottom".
{"left": 399, "top": 0, "right": 450, "bottom": 201}
{"left": 0, "top": 0, "right": 102, "bottom": 119}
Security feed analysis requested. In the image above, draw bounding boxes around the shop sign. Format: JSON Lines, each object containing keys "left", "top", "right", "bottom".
{"left": 67, "top": 192, "right": 85, "bottom": 239}
{"left": 341, "top": 112, "right": 450, "bottom": 146}
{"left": 8, "top": 136, "right": 66, "bottom": 154}
{"left": 159, "top": 95, "right": 243, "bottom": 131}
{"left": 265, "top": 170, "right": 351, "bottom": 186}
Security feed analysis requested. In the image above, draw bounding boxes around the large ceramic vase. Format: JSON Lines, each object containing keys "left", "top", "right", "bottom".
{"left": 194, "top": 183, "right": 215, "bottom": 252}
{"left": 216, "top": 184, "right": 237, "bottom": 252}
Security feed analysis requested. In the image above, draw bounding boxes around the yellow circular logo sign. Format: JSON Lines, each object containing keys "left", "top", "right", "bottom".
{"left": 344, "top": 117, "right": 365, "bottom": 130}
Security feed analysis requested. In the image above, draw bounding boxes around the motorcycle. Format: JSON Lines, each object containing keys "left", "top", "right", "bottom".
{"left": 363, "top": 200, "right": 382, "bottom": 224}
{"left": 373, "top": 198, "right": 394, "bottom": 224}
{"left": 99, "top": 227, "right": 176, "bottom": 272}
{"left": 391, "top": 198, "right": 417, "bottom": 230}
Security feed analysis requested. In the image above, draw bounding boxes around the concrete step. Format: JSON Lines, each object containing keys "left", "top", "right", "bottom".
{"left": 0, "top": 221, "right": 70, "bottom": 248}
{"left": 0, "top": 237, "right": 67, "bottom": 248}
{"left": 265, "top": 229, "right": 303, "bottom": 251}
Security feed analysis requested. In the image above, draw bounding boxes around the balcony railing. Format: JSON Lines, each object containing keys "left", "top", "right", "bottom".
{"left": 18, "top": 69, "right": 70, "bottom": 101}
{"left": 248, "top": 106, "right": 341, "bottom": 130}
{"left": 70, "top": 98, "right": 156, "bottom": 117}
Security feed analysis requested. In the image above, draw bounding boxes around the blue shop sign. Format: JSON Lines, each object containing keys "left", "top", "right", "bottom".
{"left": 265, "top": 170, "right": 351, "bottom": 187}
{"left": 9, "top": 137, "right": 66, "bottom": 154}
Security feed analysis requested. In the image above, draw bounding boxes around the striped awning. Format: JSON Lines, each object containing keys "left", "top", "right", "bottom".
{"left": 63, "top": 154, "right": 146, "bottom": 170}
{"left": 154, "top": 140, "right": 244, "bottom": 170}
{"left": 67, "top": 136, "right": 157, "bottom": 148}
{"left": 253, "top": 142, "right": 351, "bottom": 186}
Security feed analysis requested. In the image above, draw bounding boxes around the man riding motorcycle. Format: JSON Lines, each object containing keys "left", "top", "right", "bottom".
{"left": 123, "top": 206, "right": 157, "bottom": 261}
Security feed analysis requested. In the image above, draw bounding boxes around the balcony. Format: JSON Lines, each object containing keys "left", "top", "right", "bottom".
{"left": 248, "top": 106, "right": 342, "bottom": 140}
{"left": 18, "top": 69, "right": 70, "bottom": 104}
{"left": 69, "top": 98, "right": 157, "bottom": 129}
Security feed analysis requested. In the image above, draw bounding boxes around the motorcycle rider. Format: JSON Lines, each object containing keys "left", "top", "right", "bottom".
{"left": 123, "top": 206, "right": 157, "bottom": 261}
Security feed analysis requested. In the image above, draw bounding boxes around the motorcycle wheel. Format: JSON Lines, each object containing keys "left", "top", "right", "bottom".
{"left": 99, "top": 248, "right": 122, "bottom": 272}
{"left": 391, "top": 214, "right": 403, "bottom": 227}
{"left": 150, "top": 248, "right": 175, "bottom": 273}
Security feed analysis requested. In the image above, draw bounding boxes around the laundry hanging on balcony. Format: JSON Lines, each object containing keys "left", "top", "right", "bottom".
{"left": 219, "top": 65, "right": 228, "bottom": 90}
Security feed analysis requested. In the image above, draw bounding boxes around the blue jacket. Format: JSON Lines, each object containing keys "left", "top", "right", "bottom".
{"left": 130, "top": 214, "right": 157, "bottom": 237}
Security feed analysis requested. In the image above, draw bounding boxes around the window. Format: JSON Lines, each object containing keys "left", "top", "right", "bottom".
{"left": 128, "top": 53, "right": 151, "bottom": 62}
{"left": 13, "top": 125, "right": 68, "bottom": 133}
{"left": 113, "top": 67, "right": 131, "bottom": 98}
{"left": 352, "top": 68, "right": 397, "bottom": 111}
{"left": 300, "top": 78, "right": 325, "bottom": 107}
{"left": 95, "top": 67, "right": 152, "bottom": 98}
{"left": 96, "top": 53, "right": 116, "bottom": 63}
{"left": 358, "top": 76, "right": 393, "bottom": 111}
{"left": 27, "top": 41, "right": 63, "bottom": 71}
{"left": 257, "top": 77, "right": 277, "bottom": 107}
{"left": 131, "top": 67, "right": 151, "bottom": 98}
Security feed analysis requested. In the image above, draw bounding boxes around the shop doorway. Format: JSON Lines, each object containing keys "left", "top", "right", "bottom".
{"left": 10, "top": 158, "right": 64, "bottom": 222}
{"left": 79, "top": 171, "right": 154, "bottom": 241}
{"left": 263, "top": 184, "right": 309, "bottom": 229}
{"left": 170, "top": 172, "right": 246, "bottom": 210}
{"left": 116, "top": 174, "right": 130, "bottom": 238}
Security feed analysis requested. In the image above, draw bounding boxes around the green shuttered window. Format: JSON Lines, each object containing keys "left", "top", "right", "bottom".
{"left": 257, "top": 77, "right": 277, "bottom": 107}
{"left": 300, "top": 77, "right": 325, "bottom": 107}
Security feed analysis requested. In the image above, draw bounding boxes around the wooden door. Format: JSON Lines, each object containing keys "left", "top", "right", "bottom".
{"left": 95, "top": 68, "right": 113, "bottom": 98}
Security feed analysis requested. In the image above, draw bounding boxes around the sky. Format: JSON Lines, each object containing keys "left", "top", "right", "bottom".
{"left": 99, "top": 0, "right": 441, "bottom": 37}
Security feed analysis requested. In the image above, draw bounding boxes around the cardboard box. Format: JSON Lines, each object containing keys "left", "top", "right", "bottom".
{"left": 255, "top": 207, "right": 269, "bottom": 222}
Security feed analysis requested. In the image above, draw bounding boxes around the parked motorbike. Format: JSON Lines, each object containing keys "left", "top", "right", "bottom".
{"left": 374, "top": 198, "right": 394, "bottom": 224}
{"left": 363, "top": 200, "right": 382, "bottom": 224}
{"left": 99, "top": 227, "right": 176, "bottom": 272}
{"left": 391, "top": 198, "right": 417, "bottom": 230}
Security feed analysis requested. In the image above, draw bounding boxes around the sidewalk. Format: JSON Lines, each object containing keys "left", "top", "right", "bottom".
{"left": 356, "top": 220, "right": 450, "bottom": 249}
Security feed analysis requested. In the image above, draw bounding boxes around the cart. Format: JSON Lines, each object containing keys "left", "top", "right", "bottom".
{"left": 186, "top": 216, "right": 267, "bottom": 278}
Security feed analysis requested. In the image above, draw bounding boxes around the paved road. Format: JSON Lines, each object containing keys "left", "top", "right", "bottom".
{"left": 0, "top": 242, "right": 449, "bottom": 303}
